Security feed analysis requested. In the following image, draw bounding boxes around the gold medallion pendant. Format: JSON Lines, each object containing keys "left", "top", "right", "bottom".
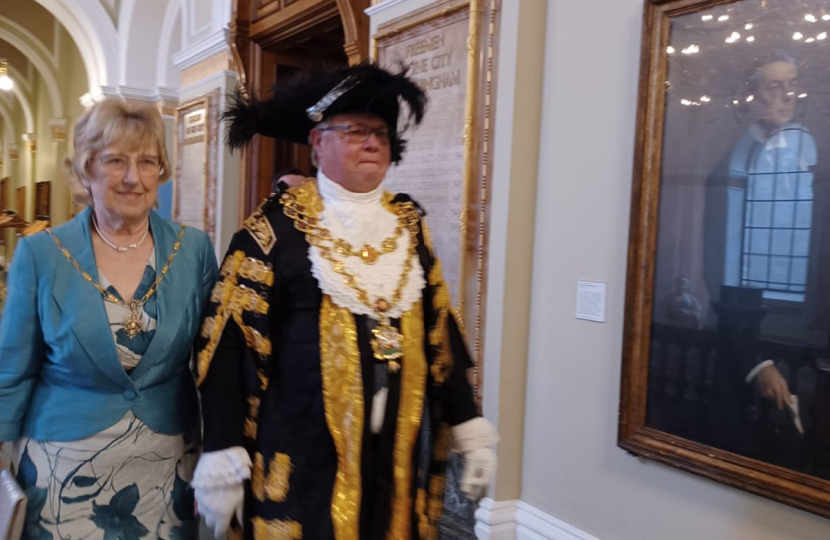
{"left": 123, "top": 300, "right": 145, "bottom": 338}
{"left": 371, "top": 315, "right": 404, "bottom": 373}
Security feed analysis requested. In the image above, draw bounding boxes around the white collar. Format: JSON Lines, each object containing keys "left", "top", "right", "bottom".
{"left": 317, "top": 169, "right": 385, "bottom": 206}
{"left": 308, "top": 170, "right": 426, "bottom": 319}
{"left": 749, "top": 122, "right": 797, "bottom": 151}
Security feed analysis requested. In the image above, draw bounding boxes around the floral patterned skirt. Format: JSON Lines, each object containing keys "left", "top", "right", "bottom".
{"left": 12, "top": 412, "right": 198, "bottom": 540}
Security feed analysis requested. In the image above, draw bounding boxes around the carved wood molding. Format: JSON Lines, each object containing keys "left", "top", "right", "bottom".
{"left": 333, "top": 0, "right": 371, "bottom": 64}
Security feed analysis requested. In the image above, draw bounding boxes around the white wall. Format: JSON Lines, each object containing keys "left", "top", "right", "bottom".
{"left": 521, "top": 1, "right": 829, "bottom": 539}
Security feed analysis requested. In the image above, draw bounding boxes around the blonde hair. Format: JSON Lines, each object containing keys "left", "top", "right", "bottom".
{"left": 66, "top": 98, "right": 171, "bottom": 206}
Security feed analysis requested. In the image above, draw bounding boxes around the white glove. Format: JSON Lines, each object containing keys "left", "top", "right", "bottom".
{"left": 191, "top": 447, "right": 251, "bottom": 537}
{"left": 450, "top": 417, "right": 498, "bottom": 501}
{"left": 195, "top": 483, "right": 245, "bottom": 537}
{"left": 459, "top": 447, "right": 496, "bottom": 501}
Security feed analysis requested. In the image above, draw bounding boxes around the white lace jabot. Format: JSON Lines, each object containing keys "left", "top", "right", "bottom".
{"left": 309, "top": 170, "right": 426, "bottom": 319}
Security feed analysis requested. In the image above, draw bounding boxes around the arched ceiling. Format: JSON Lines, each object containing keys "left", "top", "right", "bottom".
{"left": 0, "top": 0, "right": 82, "bottom": 144}
{"left": 0, "top": 0, "right": 234, "bottom": 145}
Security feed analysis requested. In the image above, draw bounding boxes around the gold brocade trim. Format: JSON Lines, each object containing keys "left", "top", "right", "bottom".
{"left": 200, "top": 316, "right": 217, "bottom": 339}
{"left": 388, "top": 300, "right": 428, "bottom": 540}
{"left": 228, "top": 523, "right": 244, "bottom": 540}
{"left": 211, "top": 281, "right": 270, "bottom": 315}
{"left": 244, "top": 417, "right": 258, "bottom": 439}
{"left": 427, "top": 492, "right": 444, "bottom": 536}
{"left": 421, "top": 218, "right": 436, "bottom": 254}
{"left": 234, "top": 313, "right": 272, "bottom": 356}
{"left": 432, "top": 423, "right": 451, "bottom": 461}
{"left": 428, "top": 260, "right": 453, "bottom": 384}
{"left": 427, "top": 475, "right": 448, "bottom": 539}
{"left": 251, "top": 517, "right": 302, "bottom": 540}
{"left": 248, "top": 396, "right": 261, "bottom": 416}
{"left": 428, "top": 474, "right": 446, "bottom": 497}
{"left": 244, "top": 210, "right": 277, "bottom": 255}
{"left": 197, "top": 250, "right": 273, "bottom": 386}
{"left": 252, "top": 453, "right": 266, "bottom": 501}
{"left": 319, "top": 295, "right": 363, "bottom": 540}
{"left": 416, "top": 489, "right": 429, "bottom": 539}
{"left": 220, "top": 251, "right": 245, "bottom": 276}
{"left": 265, "top": 453, "right": 292, "bottom": 502}
{"left": 285, "top": 179, "right": 324, "bottom": 218}
{"left": 239, "top": 257, "right": 275, "bottom": 286}
{"left": 197, "top": 250, "right": 245, "bottom": 386}
{"left": 245, "top": 396, "right": 260, "bottom": 439}
{"left": 415, "top": 423, "right": 450, "bottom": 540}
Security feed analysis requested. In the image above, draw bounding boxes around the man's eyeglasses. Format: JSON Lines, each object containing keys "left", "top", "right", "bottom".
{"left": 99, "top": 154, "right": 163, "bottom": 178}
{"left": 318, "top": 124, "right": 391, "bottom": 145}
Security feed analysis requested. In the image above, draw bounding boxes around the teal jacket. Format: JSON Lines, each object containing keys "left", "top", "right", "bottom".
{"left": 0, "top": 208, "right": 218, "bottom": 442}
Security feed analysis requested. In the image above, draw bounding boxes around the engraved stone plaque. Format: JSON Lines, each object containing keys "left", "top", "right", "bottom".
{"left": 378, "top": 8, "right": 470, "bottom": 308}
{"left": 174, "top": 92, "right": 219, "bottom": 242}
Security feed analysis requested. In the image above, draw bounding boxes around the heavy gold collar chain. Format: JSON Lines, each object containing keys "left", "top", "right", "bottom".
{"left": 280, "top": 190, "right": 422, "bottom": 371}
{"left": 46, "top": 224, "right": 186, "bottom": 338}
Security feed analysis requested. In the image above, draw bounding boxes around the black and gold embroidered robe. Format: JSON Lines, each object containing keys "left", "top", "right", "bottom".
{"left": 196, "top": 180, "right": 479, "bottom": 540}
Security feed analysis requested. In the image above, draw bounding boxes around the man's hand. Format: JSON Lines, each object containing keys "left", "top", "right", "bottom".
{"left": 755, "top": 364, "right": 793, "bottom": 410}
{"left": 195, "top": 483, "right": 244, "bottom": 537}
{"left": 459, "top": 447, "right": 496, "bottom": 500}
{"left": 451, "top": 417, "right": 498, "bottom": 501}
{"left": 191, "top": 447, "right": 251, "bottom": 536}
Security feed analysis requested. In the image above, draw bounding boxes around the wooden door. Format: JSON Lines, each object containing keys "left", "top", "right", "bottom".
{"left": 0, "top": 178, "right": 8, "bottom": 210}
{"left": 15, "top": 186, "right": 26, "bottom": 221}
{"left": 231, "top": 0, "right": 366, "bottom": 218}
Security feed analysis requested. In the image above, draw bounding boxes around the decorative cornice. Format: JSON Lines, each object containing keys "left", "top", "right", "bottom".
{"left": 365, "top": 0, "right": 410, "bottom": 16}
{"left": 79, "top": 86, "right": 180, "bottom": 109}
{"left": 178, "top": 70, "right": 238, "bottom": 98}
{"left": 172, "top": 28, "right": 230, "bottom": 71}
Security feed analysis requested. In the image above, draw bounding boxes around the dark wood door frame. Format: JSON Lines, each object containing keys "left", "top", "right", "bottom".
{"left": 230, "top": 0, "right": 371, "bottom": 221}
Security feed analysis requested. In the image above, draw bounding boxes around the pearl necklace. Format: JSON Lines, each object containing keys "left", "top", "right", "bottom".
{"left": 93, "top": 214, "right": 150, "bottom": 253}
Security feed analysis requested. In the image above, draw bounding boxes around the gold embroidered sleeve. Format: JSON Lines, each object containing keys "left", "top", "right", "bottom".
{"left": 196, "top": 251, "right": 274, "bottom": 386}
{"left": 197, "top": 250, "right": 246, "bottom": 385}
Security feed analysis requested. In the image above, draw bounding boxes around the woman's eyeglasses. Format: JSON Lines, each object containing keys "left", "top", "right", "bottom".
{"left": 99, "top": 154, "right": 163, "bottom": 178}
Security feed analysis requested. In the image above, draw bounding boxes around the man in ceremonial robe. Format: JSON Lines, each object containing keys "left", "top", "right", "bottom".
{"left": 191, "top": 63, "right": 497, "bottom": 540}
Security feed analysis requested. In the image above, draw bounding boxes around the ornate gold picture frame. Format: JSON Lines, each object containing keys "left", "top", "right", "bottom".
{"left": 620, "top": 0, "right": 830, "bottom": 518}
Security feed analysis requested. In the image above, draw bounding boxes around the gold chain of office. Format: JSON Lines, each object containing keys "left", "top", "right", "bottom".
{"left": 280, "top": 191, "right": 421, "bottom": 371}
{"left": 46, "top": 224, "right": 186, "bottom": 338}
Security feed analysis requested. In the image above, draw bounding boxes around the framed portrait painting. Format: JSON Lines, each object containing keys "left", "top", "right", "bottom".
{"left": 619, "top": 0, "right": 830, "bottom": 518}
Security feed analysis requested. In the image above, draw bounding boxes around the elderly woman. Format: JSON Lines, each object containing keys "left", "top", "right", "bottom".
{"left": 0, "top": 98, "right": 217, "bottom": 540}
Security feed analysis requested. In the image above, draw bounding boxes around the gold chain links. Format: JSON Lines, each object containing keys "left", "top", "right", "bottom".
{"left": 280, "top": 192, "right": 421, "bottom": 316}
{"left": 47, "top": 224, "right": 186, "bottom": 312}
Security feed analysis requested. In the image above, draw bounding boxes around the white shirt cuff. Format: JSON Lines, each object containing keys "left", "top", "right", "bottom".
{"left": 450, "top": 417, "right": 498, "bottom": 453}
{"left": 191, "top": 446, "right": 252, "bottom": 489}
{"left": 745, "top": 359, "right": 775, "bottom": 384}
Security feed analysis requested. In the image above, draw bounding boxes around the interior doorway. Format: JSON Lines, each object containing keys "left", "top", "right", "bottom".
{"left": 230, "top": 0, "right": 370, "bottom": 217}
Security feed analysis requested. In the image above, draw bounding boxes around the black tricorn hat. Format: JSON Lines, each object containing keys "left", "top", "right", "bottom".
{"left": 224, "top": 62, "right": 428, "bottom": 164}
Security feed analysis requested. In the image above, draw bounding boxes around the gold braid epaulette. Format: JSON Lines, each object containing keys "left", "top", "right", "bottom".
{"left": 196, "top": 251, "right": 275, "bottom": 386}
{"left": 243, "top": 206, "right": 277, "bottom": 255}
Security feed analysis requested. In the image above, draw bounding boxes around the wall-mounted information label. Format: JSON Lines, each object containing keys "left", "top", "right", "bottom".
{"left": 576, "top": 281, "right": 606, "bottom": 323}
